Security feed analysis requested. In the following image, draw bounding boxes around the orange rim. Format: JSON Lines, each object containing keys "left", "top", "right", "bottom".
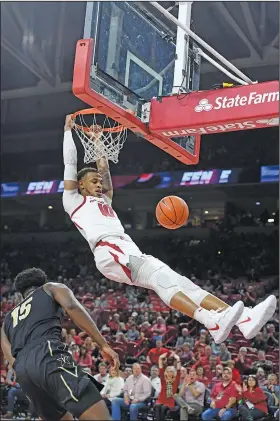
{"left": 71, "top": 108, "right": 125, "bottom": 133}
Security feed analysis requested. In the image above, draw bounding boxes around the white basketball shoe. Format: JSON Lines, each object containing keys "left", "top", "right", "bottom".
{"left": 236, "top": 295, "right": 277, "bottom": 340}
{"left": 196, "top": 301, "right": 244, "bottom": 344}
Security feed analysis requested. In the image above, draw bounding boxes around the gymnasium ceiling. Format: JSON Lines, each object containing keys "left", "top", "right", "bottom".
{"left": 1, "top": 1, "right": 279, "bottom": 154}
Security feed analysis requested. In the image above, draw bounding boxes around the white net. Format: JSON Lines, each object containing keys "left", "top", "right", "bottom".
{"left": 72, "top": 111, "right": 127, "bottom": 164}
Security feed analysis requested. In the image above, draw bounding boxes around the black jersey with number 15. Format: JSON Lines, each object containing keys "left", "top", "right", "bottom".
{"left": 4, "top": 286, "right": 63, "bottom": 358}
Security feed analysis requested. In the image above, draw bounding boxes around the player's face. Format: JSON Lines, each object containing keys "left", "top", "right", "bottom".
{"left": 79, "top": 173, "right": 103, "bottom": 197}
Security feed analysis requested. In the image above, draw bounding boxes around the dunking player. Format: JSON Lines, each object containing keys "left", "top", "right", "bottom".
{"left": 63, "top": 114, "right": 276, "bottom": 344}
{"left": 1, "top": 268, "right": 119, "bottom": 420}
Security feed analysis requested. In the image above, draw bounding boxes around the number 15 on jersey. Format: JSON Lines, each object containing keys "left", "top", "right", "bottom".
{"left": 11, "top": 296, "right": 33, "bottom": 328}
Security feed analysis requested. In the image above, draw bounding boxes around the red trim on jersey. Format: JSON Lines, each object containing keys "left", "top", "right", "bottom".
{"left": 109, "top": 251, "right": 132, "bottom": 281}
{"left": 70, "top": 196, "right": 86, "bottom": 219}
{"left": 96, "top": 240, "right": 124, "bottom": 255}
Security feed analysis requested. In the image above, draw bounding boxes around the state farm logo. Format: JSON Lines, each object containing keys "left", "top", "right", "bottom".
{"left": 193, "top": 91, "right": 279, "bottom": 112}
{"left": 194, "top": 99, "right": 213, "bottom": 112}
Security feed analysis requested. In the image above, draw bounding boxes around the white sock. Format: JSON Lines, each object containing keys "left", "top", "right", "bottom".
{"left": 194, "top": 307, "right": 212, "bottom": 327}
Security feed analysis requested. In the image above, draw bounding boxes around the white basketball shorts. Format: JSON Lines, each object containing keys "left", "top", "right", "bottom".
{"left": 93, "top": 235, "right": 143, "bottom": 285}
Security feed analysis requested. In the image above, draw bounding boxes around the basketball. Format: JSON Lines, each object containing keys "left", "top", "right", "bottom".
{"left": 156, "top": 196, "right": 189, "bottom": 229}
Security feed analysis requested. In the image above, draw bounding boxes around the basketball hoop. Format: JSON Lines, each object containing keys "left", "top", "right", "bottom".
{"left": 71, "top": 108, "right": 127, "bottom": 164}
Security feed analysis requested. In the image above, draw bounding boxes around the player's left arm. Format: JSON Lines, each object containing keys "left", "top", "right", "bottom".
{"left": 1, "top": 325, "right": 15, "bottom": 368}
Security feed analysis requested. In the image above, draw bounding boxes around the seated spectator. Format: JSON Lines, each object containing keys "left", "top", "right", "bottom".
{"left": 69, "top": 328, "right": 83, "bottom": 345}
{"left": 115, "top": 331, "right": 128, "bottom": 343}
{"left": 123, "top": 366, "right": 132, "bottom": 381}
{"left": 266, "top": 324, "right": 279, "bottom": 347}
{"left": 238, "top": 375, "right": 268, "bottom": 421}
{"left": 194, "top": 333, "right": 208, "bottom": 353}
{"left": 243, "top": 285, "right": 257, "bottom": 307}
{"left": 154, "top": 352, "right": 181, "bottom": 421}
{"left": 111, "top": 363, "right": 152, "bottom": 421}
{"left": 147, "top": 340, "right": 169, "bottom": 365}
{"left": 227, "top": 360, "right": 241, "bottom": 384}
{"left": 265, "top": 374, "right": 279, "bottom": 406}
{"left": 151, "top": 317, "right": 167, "bottom": 341}
{"left": 234, "top": 347, "right": 252, "bottom": 375}
{"left": 94, "top": 362, "right": 109, "bottom": 385}
{"left": 126, "top": 324, "right": 140, "bottom": 341}
{"left": 84, "top": 337, "right": 97, "bottom": 354}
{"left": 76, "top": 345, "right": 93, "bottom": 369}
{"left": 193, "top": 346, "right": 220, "bottom": 370}
{"left": 3, "top": 368, "right": 34, "bottom": 419}
{"left": 205, "top": 355, "right": 221, "bottom": 382}
{"left": 176, "top": 328, "right": 194, "bottom": 348}
{"left": 196, "top": 366, "right": 209, "bottom": 387}
{"left": 174, "top": 368, "right": 205, "bottom": 421}
{"left": 251, "top": 332, "right": 267, "bottom": 352}
{"left": 109, "top": 313, "right": 126, "bottom": 334}
{"left": 252, "top": 351, "right": 273, "bottom": 374}
{"left": 102, "top": 366, "right": 124, "bottom": 408}
{"left": 150, "top": 366, "right": 161, "bottom": 398}
{"left": 219, "top": 343, "right": 232, "bottom": 364}
{"left": 178, "top": 343, "right": 194, "bottom": 366}
{"left": 256, "top": 367, "right": 268, "bottom": 387}
{"left": 179, "top": 367, "right": 187, "bottom": 387}
{"left": 210, "top": 365, "right": 224, "bottom": 389}
{"left": 202, "top": 367, "right": 239, "bottom": 421}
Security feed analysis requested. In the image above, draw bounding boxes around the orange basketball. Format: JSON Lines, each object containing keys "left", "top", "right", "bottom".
{"left": 156, "top": 196, "right": 189, "bottom": 229}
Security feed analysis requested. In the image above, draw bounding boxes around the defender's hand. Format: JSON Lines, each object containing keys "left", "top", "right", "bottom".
{"left": 101, "top": 344, "right": 120, "bottom": 369}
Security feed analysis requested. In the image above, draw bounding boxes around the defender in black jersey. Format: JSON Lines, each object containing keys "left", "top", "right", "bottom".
{"left": 1, "top": 267, "right": 119, "bottom": 420}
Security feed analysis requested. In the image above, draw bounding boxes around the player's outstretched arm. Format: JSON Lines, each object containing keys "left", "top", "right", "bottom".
{"left": 63, "top": 114, "right": 78, "bottom": 191}
{"left": 45, "top": 283, "right": 120, "bottom": 368}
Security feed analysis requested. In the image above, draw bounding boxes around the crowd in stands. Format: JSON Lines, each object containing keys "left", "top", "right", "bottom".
{"left": 2, "top": 127, "right": 278, "bottom": 181}
{"left": 1, "top": 230, "right": 279, "bottom": 419}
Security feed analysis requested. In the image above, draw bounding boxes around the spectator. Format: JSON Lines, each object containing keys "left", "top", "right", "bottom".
{"left": 243, "top": 285, "right": 257, "bottom": 307}
{"left": 150, "top": 366, "right": 161, "bottom": 398}
{"left": 265, "top": 374, "right": 279, "bottom": 406}
{"left": 111, "top": 363, "right": 152, "bottom": 421}
{"left": 151, "top": 317, "right": 167, "bottom": 341}
{"left": 176, "top": 328, "right": 194, "bottom": 348}
{"left": 196, "top": 366, "right": 209, "bottom": 387}
{"left": 193, "top": 346, "right": 219, "bottom": 370}
{"left": 174, "top": 368, "right": 205, "bottom": 421}
{"left": 154, "top": 352, "right": 181, "bottom": 421}
{"left": 126, "top": 324, "right": 140, "bottom": 341}
{"left": 210, "top": 364, "right": 224, "bottom": 388}
{"left": 202, "top": 367, "right": 239, "bottom": 421}
{"left": 123, "top": 366, "right": 132, "bottom": 381}
{"left": 109, "top": 313, "right": 126, "bottom": 334}
{"left": 234, "top": 347, "right": 252, "bottom": 375}
{"left": 227, "top": 360, "right": 241, "bottom": 384}
{"left": 251, "top": 332, "right": 268, "bottom": 352}
{"left": 178, "top": 343, "right": 194, "bottom": 366}
{"left": 219, "top": 343, "right": 232, "bottom": 364}
{"left": 94, "top": 362, "right": 109, "bottom": 385}
{"left": 3, "top": 368, "right": 34, "bottom": 419}
{"left": 179, "top": 367, "right": 187, "bottom": 387}
{"left": 238, "top": 375, "right": 268, "bottom": 421}
{"left": 252, "top": 351, "right": 273, "bottom": 374}
{"left": 266, "top": 324, "right": 279, "bottom": 347}
{"left": 147, "top": 340, "right": 169, "bottom": 365}
{"left": 101, "top": 366, "right": 124, "bottom": 408}
{"left": 75, "top": 345, "right": 93, "bottom": 369}
{"left": 205, "top": 355, "right": 221, "bottom": 382}
{"left": 255, "top": 368, "right": 268, "bottom": 387}
{"left": 69, "top": 328, "right": 83, "bottom": 345}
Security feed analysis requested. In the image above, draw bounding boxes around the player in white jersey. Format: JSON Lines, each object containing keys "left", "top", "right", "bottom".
{"left": 62, "top": 115, "right": 276, "bottom": 344}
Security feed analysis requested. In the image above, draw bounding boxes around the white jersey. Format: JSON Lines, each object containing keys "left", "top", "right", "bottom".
{"left": 63, "top": 189, "right": 125, "bottom": 250}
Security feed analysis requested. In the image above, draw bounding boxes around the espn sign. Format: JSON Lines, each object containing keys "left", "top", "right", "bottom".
{"left": 150, "top": 81, "right": 279, "bottom": 137}
{"left": 26, "top": 181, "right": 55, "bottom": 195}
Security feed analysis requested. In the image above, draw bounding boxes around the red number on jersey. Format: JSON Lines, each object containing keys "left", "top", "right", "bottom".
{"left": 98, "top": 203, "right": 115, "bottom": 218}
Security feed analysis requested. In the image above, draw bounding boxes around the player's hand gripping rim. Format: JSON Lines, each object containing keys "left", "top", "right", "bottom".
{"left": 101, "top": 344, "right": 120, "bottom": 370}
